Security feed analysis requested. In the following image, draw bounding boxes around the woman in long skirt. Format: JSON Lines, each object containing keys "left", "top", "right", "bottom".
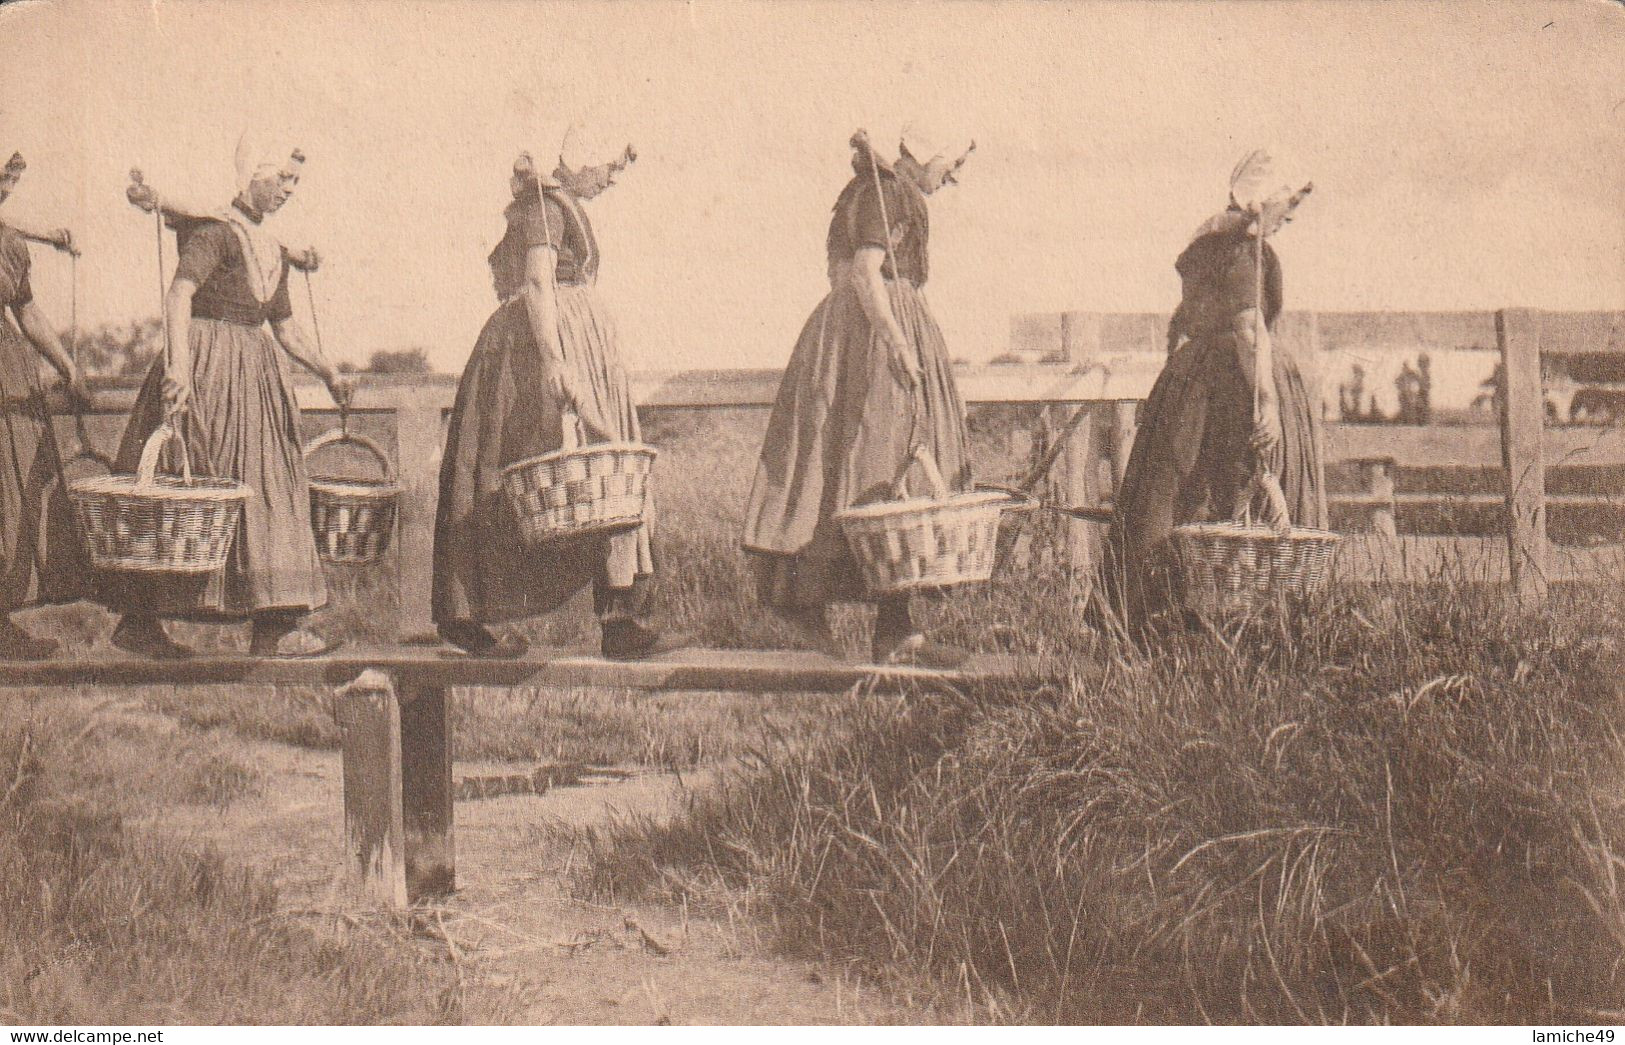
{"left": 743, "top": 128, "right": 976, "bottom": 667}
{"left": 1104, "top": 149, "right": 1326, "bottom": 632}
{"left": 0, "top": 150, "right": 94, "bottom": 659}
{"left": 431, "top": 137, "right": 665, "bottom": 661}
{"left": 102, "top": 135, "right": 352, "bottom": 659}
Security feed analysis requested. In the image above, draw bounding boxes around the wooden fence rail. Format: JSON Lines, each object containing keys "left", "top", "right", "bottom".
{"left": 42, "top": 308, "right": 1625, "bottom": 636}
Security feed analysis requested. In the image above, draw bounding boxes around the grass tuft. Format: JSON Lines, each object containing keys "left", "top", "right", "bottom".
{"left": 569, "top": 580, "right": 1625, "bottom": 1024}
{"left": 0, "top": 702, "right": 514, "bottom": 1024}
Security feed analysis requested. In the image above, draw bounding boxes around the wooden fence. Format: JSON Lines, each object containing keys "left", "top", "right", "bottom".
{"left": 46, "top": 307, "right": 1625, "bottom": 638}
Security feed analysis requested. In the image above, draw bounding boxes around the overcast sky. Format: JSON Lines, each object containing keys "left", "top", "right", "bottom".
{"left": 2, "top": 0, "right": 1620, "bottom": 372}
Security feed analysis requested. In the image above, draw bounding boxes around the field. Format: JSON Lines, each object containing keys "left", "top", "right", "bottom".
{"left": 4, "top": 408, "right": 1624, "bottom": 1024}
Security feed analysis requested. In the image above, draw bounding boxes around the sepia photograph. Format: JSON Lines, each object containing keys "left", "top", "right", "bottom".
{"left": 0, "top": 0, "right": 1622, "bottom": 1031}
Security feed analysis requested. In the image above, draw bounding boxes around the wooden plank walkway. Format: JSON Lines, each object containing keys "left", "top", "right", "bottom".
{"left": 0, "top": 646, "right": 1024, "bottom": 693}
{"left": 0, "top": 645, "right": 1029, "bottom": 909}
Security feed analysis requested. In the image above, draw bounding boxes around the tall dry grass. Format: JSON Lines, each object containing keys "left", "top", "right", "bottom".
{"left": 570, "top": 580, "right": 1625, "bottom": 1024}
{"left": 0, "top": 699, "right": 514, "bottom": 1024}
{"left": 135, "top": 681, "right": 828, "bottom": 769}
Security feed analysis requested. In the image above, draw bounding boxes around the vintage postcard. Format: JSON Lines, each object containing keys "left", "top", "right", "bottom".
{"left": 0, "top": 0, "right": 1621, "bottom": 1032}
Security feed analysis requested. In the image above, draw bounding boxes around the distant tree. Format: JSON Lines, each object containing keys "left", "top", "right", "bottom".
{"left": 346, "top": 347, "right": 432, "bottom": 374}
{"left": 1339, "top": 364, "right": 1367, "bottom": 422}
{"left": 1417, "top": 353, "right": 1432, "bottom": 423}
{"left": 74, "top": 322, "right": 436, "bottom": 379}
{"left": 71, "top": 317, "right": 163, "bottom": 378}
{"left": 1473, "top": 359, "right": 1560, "bottom": 422}
{"left": 1395, "top": 360, "right": 1423, "bottom": 425}
{"left": 1473, "top": 361, "right": 1502, "bottom": 416}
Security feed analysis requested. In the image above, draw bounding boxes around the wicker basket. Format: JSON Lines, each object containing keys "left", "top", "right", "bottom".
{"left": 68, "top": 423, "right": 247, "bottom": 574}
{"left": 1170, "top": 472, "right": 1341, "bottom": 618}
{"left": 836, "top": 446, "right": 1010, "bottom": 596}
{"left": 500, "top": 411, "right": 657, "bottom": 545}
{"left": 306, "top": 427, "right": 400, "bottom": 564}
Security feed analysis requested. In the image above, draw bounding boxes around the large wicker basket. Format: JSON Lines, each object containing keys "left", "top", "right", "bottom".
{"left": 500, "top": 411, "right": 657, "bottom": 545}
{"left": 68, "top": 423, "right": 247, "bottom": 574}
{"left": 306, "top": 427, "right": 400, "bottom": 564}
{"left": 1170, "top": 472, "right": 1340, "bottom": 618}
{"left": 836, "top": 446, "right": 1010, "bottom": 596}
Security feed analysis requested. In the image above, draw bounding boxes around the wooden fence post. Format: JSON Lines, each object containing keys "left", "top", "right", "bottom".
{"left": 399, "top": 679, "right": 456, "bottom": 898}
{"left": 1360, "top": 459, "right": 1397, "bottom": 536}
{"left": 395, "top": 388, "right": 444, "bottom": 642}
{"left": 1277, "top": 310, "right": 1322, "bottom": 417}
{"left": 1057, "top": 312, "right": 1101, "bottom": 580}
{"left": 1497, "top": 308, "right": 1549, "bottom": 602}
{"left": 1110, "top": 400, "right": 1137, "bottom": 494}
{"left": 336, "top": 670, "right": 407, "bottom": 909}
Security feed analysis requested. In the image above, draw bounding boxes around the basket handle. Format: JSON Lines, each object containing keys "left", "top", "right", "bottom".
{"left": 136, "top": 422, "right": 191, "bottom": 487}
{"left": 63, "top": 445, "right": 116, "bottom": 476}
{"left": 559, "top": 409, "right": 588, "bottom": 453}
{"left": 1234, "top": 468, "right": 1292, "bottom": 534}
{"left": 303, "top": 427, "right": 395, "bottom": 482}
{"left": 891, "top": 442, "right": 950, "bottom": 501}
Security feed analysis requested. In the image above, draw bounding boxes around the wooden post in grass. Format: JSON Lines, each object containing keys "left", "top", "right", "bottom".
{"left": 1496, "top": 308, "right": 1549, "bottom": 603}
{"left": 1360, "top": 459, "right": 1398, "bottom": 537}
{"left": 394, "top": 388, "right": 444, "bottom": 642}
{"left": 336, "top": 670, "right": 407, "bottom": 908}
{"left": 399, "top": 679, "right": 455, "bottom": 898}
{"left": 1057, "top": 312, "right": 1100, "bottom": 580}
{"left": 1110, "top": 400, "right": 1137, "bottom": 495}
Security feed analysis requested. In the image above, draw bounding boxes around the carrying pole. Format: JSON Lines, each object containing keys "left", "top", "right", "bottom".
{"left": 153, "top": 202, "right": 177, "bottom": 424}
{"left": 302, "top": 269, "right": 346, "bottom": 433}
{"left": 1254, "top": 214, "right": 1266, "bottom": 450}
{"left": 68, "top": 251, "right": 77, "bottom": 372}
{"left": 857, "top": 131, "right": 924, "bottom": 456}
{"left": 68, "top": 249, "right": 92, "bottom": 450}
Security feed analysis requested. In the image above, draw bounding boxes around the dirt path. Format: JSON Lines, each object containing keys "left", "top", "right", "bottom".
{"left": 134, "top": 725, "right": 958, "bottom": 1025}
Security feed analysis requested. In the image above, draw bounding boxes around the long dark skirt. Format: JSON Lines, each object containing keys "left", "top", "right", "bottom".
{"left": 0, "top": 317, "right": 89, "bottom": 610}
{"left": 97, "top": 318, "right": 326, "bottom": 620}
{"left": 431, "top": 286, "right": 655, "bottom": 626}
{"left": 1103, "top": 329, "right": 1326, "bottom": 629}
{"left": 742, "top": 278, "right": 971, "bottom": 609}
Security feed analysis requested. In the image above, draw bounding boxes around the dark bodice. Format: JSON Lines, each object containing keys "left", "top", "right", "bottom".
{"left": 1174, "top": 228, "right": 1283, "bottom": 335}
{"left": 825, "top": 170, "right": 930, "bottom": 286}
{"left": 173, "top": 218, "right": 293, "bottom": 326}
{"left": 488, "top": 187, "right": 599, "bottom": 301}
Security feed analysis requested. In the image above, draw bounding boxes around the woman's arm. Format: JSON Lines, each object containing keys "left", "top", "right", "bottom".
{"left": 161, "top": 279, "right": 198, "bottom": 415}
{"left": 1229, "top": 306, "right": 1265, "bottom": 387}
{"left": 126, "top": 175, "right": 213, "bottom": 224}
{"left": 519, "top": 244, "right": 616, "bottom": 439}
{"left": 12, "top": 300, "right": 90, "bottom": 404}
{"left": 1231, "top": 305, "right": 1281, "bottom": 455}
{"left": 1165, "top": 302, "right": 1188, "bottom": 354}
{"left": 521, "top": 243, "right": 581, "bottom": 406}
{"left": 126, "top": 175, "right": 319, "bottom": 270}
{"left": 4, "top": 219, "right": 74, "bottom": 255}
{"left": 848, "top": 246, "right": 918, "bottom": 386}
{"left": 521, "top": 243, "right": 566, "bottom": 371}
{"left": 270, "top": 316, "right": 352, "bottom": 408}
